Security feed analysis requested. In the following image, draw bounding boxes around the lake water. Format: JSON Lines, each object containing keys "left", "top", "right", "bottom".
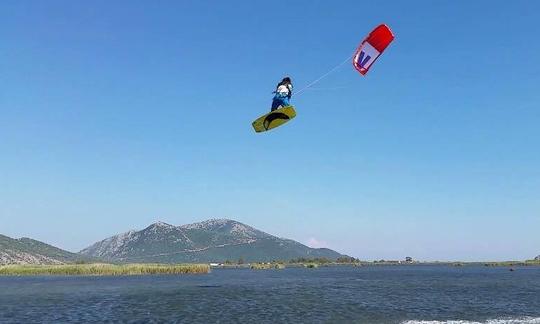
{"left": 1, "top": 265, "right": 539, "bottom": 323}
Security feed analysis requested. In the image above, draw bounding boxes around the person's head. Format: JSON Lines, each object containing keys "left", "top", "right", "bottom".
{"left": 281, "top": 77, "right": 292, "bottom": 84}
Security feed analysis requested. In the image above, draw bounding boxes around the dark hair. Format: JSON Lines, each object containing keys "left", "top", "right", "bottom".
{"left": 276, "top": 76, "right": 292, "bottom": 89}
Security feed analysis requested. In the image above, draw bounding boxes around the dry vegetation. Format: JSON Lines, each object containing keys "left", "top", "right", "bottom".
{"left": 0, "top": 263, "right": 210, "bottom": 276}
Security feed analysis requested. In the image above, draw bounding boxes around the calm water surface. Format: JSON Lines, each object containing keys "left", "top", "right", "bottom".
{"left": 1, "top": 265, "right": 539, "bottom": 323}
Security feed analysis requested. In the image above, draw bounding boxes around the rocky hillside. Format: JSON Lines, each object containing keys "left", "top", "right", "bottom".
{"left": 80, "top": 219, "right": 346, "bottom": 263}
{"left": 0, "top": 234, "right": 85, "bottom": 265}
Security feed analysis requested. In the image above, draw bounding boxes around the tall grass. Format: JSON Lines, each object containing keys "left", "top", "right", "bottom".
{"left": 0, "top": 263, "right": 210, "bottom": 276}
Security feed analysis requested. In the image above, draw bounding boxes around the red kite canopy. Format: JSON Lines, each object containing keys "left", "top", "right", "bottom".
{"left": 353, "top": 24, "right": 395, "bottom": 76}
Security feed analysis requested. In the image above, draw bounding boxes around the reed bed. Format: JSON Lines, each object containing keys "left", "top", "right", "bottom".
{"left": 0, "top": 263, "right": 210, "bottom": 276}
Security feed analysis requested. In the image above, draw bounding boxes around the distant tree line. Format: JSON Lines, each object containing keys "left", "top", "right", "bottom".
{"left": 289, "top": 257, "right": 331, "bottom": 264}
{"left": 288, "top": 257, "right": 360, "bottom": 264}
{"left": 336, "top": 257, "right": 361, "bottom": 263}
{"left": 220, "top": 256, "right": 362, "bottom": 265}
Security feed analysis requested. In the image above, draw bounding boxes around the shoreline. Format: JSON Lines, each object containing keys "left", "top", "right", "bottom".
{"left": 1, "top": 260, "right": 539, "bottom": 276}
{"left": 214, "top": 260, "right": 540, "bottom": 269}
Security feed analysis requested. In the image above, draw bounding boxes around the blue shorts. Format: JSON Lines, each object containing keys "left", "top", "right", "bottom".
{"left": 271, "top": 94, "right": 290, "bottom": 111}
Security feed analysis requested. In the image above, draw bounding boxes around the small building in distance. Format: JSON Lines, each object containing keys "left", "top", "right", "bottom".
{"left": 405, "top": 256, "right": 413, "bottom": 263}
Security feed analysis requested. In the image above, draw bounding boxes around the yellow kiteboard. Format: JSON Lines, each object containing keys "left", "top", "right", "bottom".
{"left": 252, "top": 106, "right": 296, "bottom": 133}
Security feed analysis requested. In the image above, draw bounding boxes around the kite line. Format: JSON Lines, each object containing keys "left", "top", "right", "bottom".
{"left": 294, "top": 54, "right": 353, "bottom": 97}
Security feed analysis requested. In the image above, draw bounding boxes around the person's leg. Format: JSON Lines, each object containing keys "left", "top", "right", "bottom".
{"left": 271, "top": 95, "right": 286, "bottom": 111}
{"left": 271, "top": 97, "right": 281, "bottom": 111}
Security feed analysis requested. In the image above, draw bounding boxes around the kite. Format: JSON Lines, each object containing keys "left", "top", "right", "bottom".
{"left": 353, "top": 24, "right": 395, "bottom": 76}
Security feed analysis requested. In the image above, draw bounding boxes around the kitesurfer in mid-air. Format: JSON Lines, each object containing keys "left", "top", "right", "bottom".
{"left": 271, "top": 77, "right": 293, "bottom": 111}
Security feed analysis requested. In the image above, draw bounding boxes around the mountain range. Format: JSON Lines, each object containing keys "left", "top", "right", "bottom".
{"left": 1, "top": 219, "right": 346, "bottom": 265}
{"left": 79, "top": 219, "right": 347, "bottom": 263}
{"left": 2, "top": 220, "right": 539, "bottom": 265}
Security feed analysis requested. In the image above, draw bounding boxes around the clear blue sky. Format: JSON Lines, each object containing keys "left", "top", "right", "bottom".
{"left": 1, "top": 1, "right": 539, "bottom": 261}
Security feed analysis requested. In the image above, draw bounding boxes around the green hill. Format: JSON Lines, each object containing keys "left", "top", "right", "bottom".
{"left": 0, "top": 234, "right": 86, "bottom": 265}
